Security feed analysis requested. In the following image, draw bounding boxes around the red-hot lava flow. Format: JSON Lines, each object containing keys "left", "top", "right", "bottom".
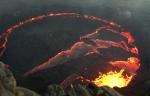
{"left": 0, "top": 12, "right": 140, "bottom": 88}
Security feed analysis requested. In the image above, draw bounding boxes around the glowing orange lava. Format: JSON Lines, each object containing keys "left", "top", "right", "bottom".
{"left": 92, "top": 57, "right": 140, "bottom": 88}
{"left": 0, "top": 12, "right": 141, "bottom": 88}
{"left": 92, "top": 69, "right": 133, "bottom": 88}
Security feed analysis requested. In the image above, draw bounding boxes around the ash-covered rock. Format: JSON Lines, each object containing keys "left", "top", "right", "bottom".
{"left": 45, "top": 75, "right": 123, "bottom": 96}
{"left": 0, "top": 61, "right": 16, "bottom": 96}
{"left": 1, "top": 61, "right": 150, "bottom": 96}
{"left": 45, "top": 84, "right": 66, "bottom": 96}
{"left": 0, "top": 61, "right": 40, "bottom": 96}
{"left": 45, "top": 84, "right": 123, "bottom": 96}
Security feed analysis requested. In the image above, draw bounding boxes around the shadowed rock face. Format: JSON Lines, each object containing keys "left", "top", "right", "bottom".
{"left": 1, "top": 61, "right": 150, "bottom": 96}
{"left": 0, "top": 61, "right": 16, "bottom": 96}
{"left": 45, "top": 84, "right": 124, "bottom": 96}
{"left": 0, "top": 61, "right": 40, "bottom": 96}
{"left": 0, "top": 61, "right": 124, "bottom": 96}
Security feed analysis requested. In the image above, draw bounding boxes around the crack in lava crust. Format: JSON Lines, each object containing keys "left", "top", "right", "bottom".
{"left": 0, "top": 12, "right": 140, "bottom": 88}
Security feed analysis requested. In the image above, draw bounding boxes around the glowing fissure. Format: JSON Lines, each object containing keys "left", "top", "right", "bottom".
{"left": 0, "top": 12, "right": 140, "bottom": 88}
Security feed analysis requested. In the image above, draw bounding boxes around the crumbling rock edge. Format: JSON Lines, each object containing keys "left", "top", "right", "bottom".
{"left": 0, "top": 61, "right": 124, "bottom": 96}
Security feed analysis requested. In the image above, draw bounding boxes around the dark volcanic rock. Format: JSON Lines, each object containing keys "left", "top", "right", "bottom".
{"left": 0, "top": 61, "right": 16, "bottom": 96}
{"left": 46, "top": 84, "right": 124, "bottom": 96}
{"left": 1, "top": 61, "right": 150, "bottom": 96}
{"left": 46, "top": 78, "right": 124, "bottom": 96}
{"left": 0, "top": 61, "right": 40, "bottom": 96}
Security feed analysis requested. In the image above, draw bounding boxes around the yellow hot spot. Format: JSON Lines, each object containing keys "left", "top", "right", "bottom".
{"left": 92, "top": 69, "right": 133, "bottom": 88}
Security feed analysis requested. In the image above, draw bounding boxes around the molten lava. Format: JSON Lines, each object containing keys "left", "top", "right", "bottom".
{"left": 92, "top": 69, "right": 133, "bottom": 88}
{"left": 0, "top": 12, "right": 141, "bottom": 88}
{"left": 109, "top": 57, "right": 140, "bottom": 75}
{"left": 92, "top": 57, "right": 140, "bottom": 88}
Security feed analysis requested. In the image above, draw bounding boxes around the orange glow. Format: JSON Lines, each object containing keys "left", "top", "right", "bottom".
{"left": 0, "top": 12, "right": 116, "bottom": 57}
{"left": 121, "top": 32, "right": 134, "bottom": 44}
{"left": 92, "top": 69, "right": 133, "bottom": 88}
{"left": 109, "top": 57, "right": 140, "bottom": 75}
{"left": 92, "top": 57, "right": 140, "bottom": 88}
{"left": 128, "top": 57, "right": 139, "bottom": 63}
{"left": 131, "top": 47, "right": 139, "bottom": 55}
{"left": 0, "top": 12, "right": 141, "bottom": 88}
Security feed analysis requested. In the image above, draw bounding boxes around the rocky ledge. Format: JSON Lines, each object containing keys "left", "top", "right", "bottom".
{"left": 0, "top": 61, "right": 124, "bottom": 96}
